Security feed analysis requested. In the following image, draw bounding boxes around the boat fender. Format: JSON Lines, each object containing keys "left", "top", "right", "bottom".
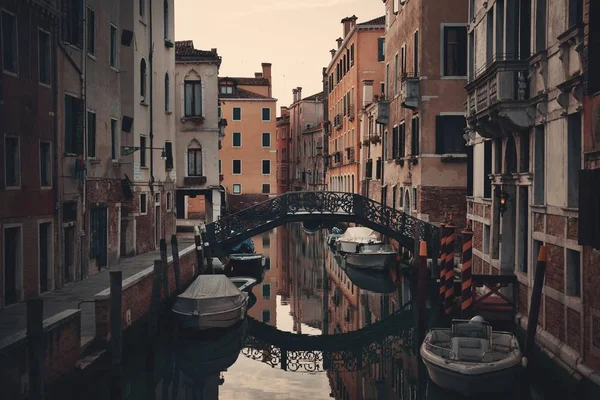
{"left": 522, "top": 357, "right": 528, "bottom": 368}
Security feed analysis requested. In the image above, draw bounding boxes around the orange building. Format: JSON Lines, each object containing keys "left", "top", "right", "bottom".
{"left": 326, "top": 15, "right": 385, "bottom": 194}
{"left": 218, "top": 64, "right": 277, "bottom": 212}
{"left": 247, "top": 231, "right": 277, "bottom": 327}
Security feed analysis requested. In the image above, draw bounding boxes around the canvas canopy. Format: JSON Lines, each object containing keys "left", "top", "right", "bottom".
{"left": 173, "top": 275, "right": 246, "bottom": 316}
{"left": 339, "top": 227, "right": 380, "bottom": 242}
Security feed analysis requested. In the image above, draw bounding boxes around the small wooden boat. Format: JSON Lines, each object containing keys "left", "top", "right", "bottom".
{"left": 420, "top": 316, "right": 523, "bottom": 396}
{"left": 172, "top": 275, "right": 248, "bottom": 330}
{"left": 225, "top": 253, "right": 266, "bottom": 283}
{"left": 344, "top": 243, "right": 396, "bottom": 270}
{"left": 229, "top": 276, "right": 257, "bottom": 292}
{"left": 344, "top": 265, "right": 398, "bottom": 294}
{"left": 336, "top": 227, "right": 383, "bottom": 254}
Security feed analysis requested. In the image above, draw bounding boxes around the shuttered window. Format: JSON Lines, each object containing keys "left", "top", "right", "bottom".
{"left": 578, "top": 169, "right": 600, "bottom": 250}
{"left": 65, "top": 94, "right": 84, "bottom": 154}
{"left": 435, "top": 115, "right": 466, "bottom": 154}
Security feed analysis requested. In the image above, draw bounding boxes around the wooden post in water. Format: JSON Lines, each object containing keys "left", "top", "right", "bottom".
{"left": 439, "top": 214, "right": 448, "bottom": 315}
{"left": 417, "top": 241, "right": 428, "bottom": 400}
{"left": 171, "top": 234, "right": 181, "bottom": 293}
{"left": 444, "top": 216, "right": 456, "bottom": 316}
{"left": 27, "top": 298, "right": 44, "bottom": 400}
{"left": 149, "top": 260, "right": 163, "bottom": 338}
{"left": 194, "top": 226, "right": 204, "bottom": 275}
{"left": 110, "top": 271, "right": 123, "bottom": 399}
{"left": 523, "top": 245, "right": 548, "bottom": 365}
{"left": 160, "top": 238, "right": 169, "bottom": 298}
{"left": 461, "top": 222, "right": 474, "bottom": 318}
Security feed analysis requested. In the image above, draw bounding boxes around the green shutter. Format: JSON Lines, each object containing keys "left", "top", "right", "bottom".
{"left": 435, "top": 116, "right": 444, "bottom": 154}
{"left": 74, "top": 97, "right": 84, "bottom": 154}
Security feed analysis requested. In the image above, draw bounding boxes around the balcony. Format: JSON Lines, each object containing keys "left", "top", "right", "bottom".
{"left": 465, "top": 56, "right": 531, "bottom": 139}
{"left": 334, "top": 114, "right": 343, "bottom": 130}
{"left": 345, "top": 147, "right": 355, "bottom": 164}
{"left": 376, "top": 101, "right": 389, "bottom": 125}
{"left": 400, "top": 73, "right": 419, "bottom": 110}
{"left": 347, "top": 103, "right": 355, "bottom": 121}
{"left": 184, "top": 176, "right": 207, "bottom": 186}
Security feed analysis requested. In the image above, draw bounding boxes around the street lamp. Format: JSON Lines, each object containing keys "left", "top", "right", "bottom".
{"left": 495, "top": 186, "right": 509, "bottom": 216}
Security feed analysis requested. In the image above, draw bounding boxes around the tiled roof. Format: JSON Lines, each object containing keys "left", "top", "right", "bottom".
{"left": 357, "top": 16, "right": 385, "bottom": 26}
{"left": 175, "top": 40, "right": 220, "bottom": 61}
{"left": 219, "top": 87, "right": 272, "bottom": 100}
{"left": 221, "top": 76, "right": 270, "bottom": 86}
{"left": 303, "top": 91, "right": 325, "bottom": 102}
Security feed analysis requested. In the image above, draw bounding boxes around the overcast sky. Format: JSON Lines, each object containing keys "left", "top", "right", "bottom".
{"left": 175, "top": 0, "right": 383, "bottom": 113}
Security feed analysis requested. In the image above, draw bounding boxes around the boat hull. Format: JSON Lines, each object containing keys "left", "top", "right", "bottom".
{"left": 337, "top": 240, "right": 382, "bottom": 254}
{"left": 345, "top": 252, "right": 396, "bottom": 270}
{"left": 226, "top": 254, "right": 265, "bottom": 283}
{"left": 174, "top": 300, "right": 247, "bottom": 331}
{"left": 422, "top": 355, "right": 522, "bottom": 396}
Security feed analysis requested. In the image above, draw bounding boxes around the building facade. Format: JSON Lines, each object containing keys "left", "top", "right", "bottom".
{"left": 359, "top": 85, "right": 385, "bottom": 202}
{"left": 218, "top": 63, "right": 277, "bottom": 212}
{"left": 174, "top": 41, "right": 222, "bottom": 223}
{"left": 326, "top": 15, "right": 385, "bottom": 194}
{"left": 288, "top": 88, "right": 325, "bottom": 191}
{"left": 467, "top": 0, "right": 599, "bottom": 381}
{"left": 380, "top": 0, "right": 468, "bottom": 227}
{"left": 1, "top": 0, "right": 59, "bottom": 308}
{"left": 276, "top": 106, "right": 290, "bottom": 194}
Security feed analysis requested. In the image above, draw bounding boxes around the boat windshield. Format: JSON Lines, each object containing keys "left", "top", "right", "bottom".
{"left": 451, "top": 321, "right": 490, "bottom": 340}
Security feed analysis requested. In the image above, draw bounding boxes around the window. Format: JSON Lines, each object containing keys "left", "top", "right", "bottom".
{"left": 413, "top": 187, "right": 417, "bottom": 210}
{"left": 1, "top": 10, "right": 18, "bottom": 73}
{"left": 394, "top": 54, "right": 399, "bottom": 95}
{"left": 262, "top": 132, "right": 271, "bottom": 147}
{"left": 350, "top": 43, "right": 354, "bottom": 65}
{"left": 484, "top": 140, "right": 492, "bottom": 198}
{"left": 533, "top": 125, "right": 545, "bottom": 205}
{"left": 232, "top": 107, "right": 242, "bottom": 121}
{"left": 110, "top": 118, "right": 118, "bottom": 160}
{"left": 166, "top": 191, "right": 172, "bottom": 211}
{"left": 38, "top": 30, "right": 51, "bottom": 85}
{"left": 232, "top": 184, "right": 241, "bottom": 194}
{"left": 64, "top": 94, "right": 84, "bottom": 154}
{"left": 232, "top": 132, "right": 241, "bottom": 147}
{"left": 262, "top": 283, "right": 271, "bottom": 299}
{"left": 62, "top": 0, "right": 83, "bottom": 47}
{"left": 184, "top": 81, "right": 202, "bottom": 117}
{"left": 467, "top": 146, "right": 474, "bottom": 196}
{"left": 263, "top": 235, "right": 270, "bottom": 248}
{"left": 468, "top": 32, "right": 475, "bottom": 80}
{"left": 262, "top": 160, "right": 271, "bottom": 175}
{"left": 87, "top": 111, "right": 96, "bottom": 157}
{"left": 262, "top": 108, "right": 271, "bottom": 121}
{"left": 442, "top": 26, "right": 467, "bottom": 76}
{"left": 435, "top": 115, "right": 467, "bottom": 154}
{"left": 139, "top": 0, "right": 145, "bottom": 17}
{"left": 414, "top": 30, "right": 419, "bottom": 74}
{"left": 187, "top": 147, "right": 202, "bottom": 176}
{"left": 483, "top": 224, "right": 491, "bottom": 254}
{"left": 282, "top": 148, "right": 287, "bottom": 161}
{"left": 411, "top": 116, "right": 419, "bottom": 156}
{"left": 163, "top": 0, "right": 169, "bottom": 39}
{"left": 262, "top": 310, "right": 271, "bottom": 323}
{"left": 87, "top": 6, "right": 95, "bottom": 56}
{"left": 469, "top": 0, "right": 475, "bottom": 20}
{"left": 109, "top": 24, "right": 117, "bottom": 68}
{"left": 378, "top": 37, "right": 385, "bottom": 61}
{"left": 486, "top": 11, "right": 494, "bottom": 63}
{"left": 566, "top": 249, "right": 581, "bottom": 297}
{"left": 568, "top": 0, "right": 583, "bottom": 29}
{"left": 264, "top": 256, "right": 271, "bottom": 270}
{"left": 220, "top": 85, "right": 233, "bottom": 94}
{"left": 218, "top": 159, "right": 222, "bottom": 174}
{"left": 385, "top": 63, "right": 390, "bottom": 99}
{"left": 535, "top": 0, "right": 547, "bottom": 53}
{"left": 4, "top": 136, "right": 20, "bottom": 187}
{"left": 401, "top": 45, "right": 406, "bottom": 75}
{"left": 39, "top": 142, "right": 51, "bottom": 187}
{"left": 140, "top": 136, "right": 147, "bottom": 167}
{"left": 140, "top": 59, "right": 147, "bottom": 101}
{"left": 232, "top": 159, "right": 242, "bottom": 175}
{"left": 262, "top": 184, "right": 270, "bottom": 194}
{"left": 164, "top": 73, "right": 170, "bottom": 111}
{"left": 139, "top": 193, "right": 147, "bottom": 214}
{"left": 567, "top": 112, "right": 581, "bottom": 208}
{"left": 164, "top": 142, "right": 173, "bottom": 170}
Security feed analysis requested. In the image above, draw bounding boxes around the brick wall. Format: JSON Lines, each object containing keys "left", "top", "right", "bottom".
{"left": 583, "top": 247, "right": 600, "bottom": 369}
{"left": 545, "top": 295, "right": 565, "bottom": 342}
{"left": 94, "top": 244, "right": 196, "bottom": 341}
{"left": 0, "top": 310, "right": 81, "bottom": 398}
{"left": 227, "top": 194, "right": 269, "bottom": 213}
{"left": 546, "top": 243, "right": 565, "bottom": 293}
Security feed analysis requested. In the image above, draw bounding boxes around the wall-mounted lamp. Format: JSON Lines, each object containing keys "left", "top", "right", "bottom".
{"left": 495, "top": 186, "right": 509, "bottom": 216}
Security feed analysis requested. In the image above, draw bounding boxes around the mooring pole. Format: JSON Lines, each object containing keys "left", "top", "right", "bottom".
{"left": 194, "top": 226, "right": 204, "bottom": 275}
{"left": 523, "top": 245, "right": 547, "bottom": 365}
{"left": 149, "top": 260, "right": 162, "bottom": 337}
{"left": 444, "top": 216, "right": 456, "bottom": 316}
{"left": 439, "top": 215, "right": 448, "bottom": 315}
{"left": 416, "top": 240, "right": 428, "bottom": 400}
{"left": 461, "top": 222, "right": 474, "bottom": 318}
{"left": 110, "top": 271, "right": 123, "bottom": 399}
{"left": 27, "top": 298, "right": 44, "bottom": 400}
{"left": 171, "top": 234, "right": 181, "bottom": 293}
{"left": 160, "top": 238, "right": 169, "bottom": 298}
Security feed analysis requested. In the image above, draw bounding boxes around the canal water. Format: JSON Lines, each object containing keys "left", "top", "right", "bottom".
{"left": 48, "top": 223, "right": 574, "bottom": 400}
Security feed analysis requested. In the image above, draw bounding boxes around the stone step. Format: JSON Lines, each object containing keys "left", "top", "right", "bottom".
{"left": 76, "top": 349, "right": 106, "bottom": 370}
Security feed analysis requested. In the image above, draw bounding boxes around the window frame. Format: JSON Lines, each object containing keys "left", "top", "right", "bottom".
{"left": 187, "top": 147, "right": 203, "bottom": 176}
{"left": 166, "top": 191, "right": 172, "bottom": 211}
{"left": 39, "top": 140, "right": 52, "bottom": 188}
{"left": 87, "top": 110, "right": 96, "bottom": 158}
{"left": 1, "top": 9, "right": 19, "bottom": 75}
{"left": 110, "top": 118, "right": 119, "bottom": 161}
{"left": 262, "top": 183, "right": 270, "bottom": 194}
{"left": 139, "top": 193, "right": 147, "bottom": 215}
{"left": 261, "top": 107, "right": 271, "bottom": 121}
{"left": 232, "top": 132, "right": 242, "bottom": 148}
{"left": 4, "top": 135, "right": 21, "bottom": 188}
{"left": 140, "top": 135, "right": 147, "bottom": 167}
{"left": 441, "top": 24, "right": 468, "bottom": 78}
{"left": 435, "top": 114, "right": 467, "bottom": 155}
{"left": 262, "top": 159, "right": 271, "bottom": 175}
{"left": 261, "top": 132, "right": 271, "bottom": 148}
{"left": 38, "top": 28, "right": 51, "bottom": 86}
{"left": 140, "top": 58, "right": 147, "bottom": 102}
{"left": 262, "top": 283, "right": 271, "bottom": 299}
{"left": 184, "top": 80, "right": 203, "bottom": 117}
{"left": 232, "top": 159, "right": 242, "bottom": 175}
{"left": 164, "top": 73, "right": 170, "bottom": 112}
{"left": 139, "top": 0, "right": 145, "bottom": 18}
{"left": 232, "top": 107, "right": 242, "bottom": 121}
{"left": 232, "top": 183, "right": 242, "bottom": 194}
{"left": 86, "top": 6, "right": 96, "bottom": 57}
{"left": 109, "top": 23, "right": 118, "bottom": 69}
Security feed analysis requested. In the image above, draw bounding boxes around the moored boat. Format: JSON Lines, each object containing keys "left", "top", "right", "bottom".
{"left": 420, "top": 316, "right": 523, "bottom": 396}
{"left": 229, "top": 276, "right": 258, "bottom": 292}
{"left": 172, "top": 275, "right": 248, "bottom": 330}
{"left": 225, "top": 253, "right": 265, "bottom": 283}
{"left": 344, "top": 244, "right": 396, "bottom": 270}
{"left": 336, "top": 227, "right": 382, "bottom": 254}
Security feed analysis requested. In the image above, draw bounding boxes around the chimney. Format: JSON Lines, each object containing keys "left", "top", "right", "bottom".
{"left": 261, "top": 62, "right": 272, "bottom": 96}
{"left": 292, "top": 88, "right": 298, "bottom": 103}
{"left": 255, "top": 72, "right": 263, "bottom": 78}
{"left": 211, "top": 48, "right": 217, "bottom": 54}
{"left": 330, "top": 49, "right": 337, "bottom": 59}
{"left": 342, "top": 15, "right": 358, "bottom": 38}
{"left": 362, "top": 80, "right": 374, "bottom": 107}
{"left": 336, "top": 37, "right": 343, "bottom": 48}
{"left": 297, "top": 87, "right": 302, "bottom": 101}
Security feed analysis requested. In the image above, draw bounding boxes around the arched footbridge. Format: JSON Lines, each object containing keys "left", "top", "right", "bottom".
{"left": 204, "top": 191, "right": 440, "bottom": 257}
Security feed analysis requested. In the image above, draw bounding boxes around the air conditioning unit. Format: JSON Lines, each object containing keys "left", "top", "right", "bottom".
{"left": 306, "top": 123, "right": 312, "bottom": 129}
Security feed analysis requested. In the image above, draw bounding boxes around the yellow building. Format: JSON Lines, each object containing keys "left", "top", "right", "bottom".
{"left": 219, "top": 64, "right": 277, "bottom": 212}
{"left": 326, "top": 15, "right": 385, "bottom": 193}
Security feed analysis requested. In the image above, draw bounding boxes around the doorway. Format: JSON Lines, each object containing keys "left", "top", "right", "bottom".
{"left": 155, "top": 197, "right": 161, "bottom": 248}
{"left": 3, "top": 225, "right": 22, "bottom": 306}
{"left": 90, "top": 207, "right": 108, "bottom": 268}
{"left": 64, "top": 226, "right": 75, "bottom": 283}
{"left": 517, "top": 186, "right": 529, "bottom": 273}
{"left": 39, "top": 222, "right": 52, "bottom": 293}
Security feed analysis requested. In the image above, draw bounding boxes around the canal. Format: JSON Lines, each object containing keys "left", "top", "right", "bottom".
{"left": 48, "top": 223, "right": 574, "bottom": 399}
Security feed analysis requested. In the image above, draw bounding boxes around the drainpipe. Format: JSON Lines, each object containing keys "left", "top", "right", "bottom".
{"left": 52, "top": 14, "right": 61, "bottom": 290}
{"left": 149, "top": 2, "right": 155, "bottom": 187}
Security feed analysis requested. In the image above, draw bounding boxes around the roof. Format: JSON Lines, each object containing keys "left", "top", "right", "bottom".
{"left": 357, "top": 15, "right": 385, "bottom": 26}
{"left": 221, "top": 76, "right": 270, "bottom": 86}
{"left": 219, "top": 87, "right": 273, "bottom": 100}
{"left": 175, "top": 41, "right": 220, "bottom": 62}
{"left": 302, "top": 91, "right": 325, "bottom": 102}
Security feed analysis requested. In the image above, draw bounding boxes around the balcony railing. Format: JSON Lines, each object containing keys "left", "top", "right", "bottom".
{"left": 334, "top": 114, "right": 343, "bottom": 130}
{"left": 400, "top": 72, "right": 419, "bottom": 110}
{"left": 346, "top": 103, "right": 355, "bottom": 121}
{"left": 184, "top": 176, "right": 207, "bottom": 186}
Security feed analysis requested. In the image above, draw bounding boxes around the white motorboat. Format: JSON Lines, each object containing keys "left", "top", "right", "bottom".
{"left": 336, "top": 227, "right": 382, "bottom": 254}
{"left": 420, "top": 316, "right": 523, "bottom": 397}
{"left": 344, "top": 244, "right": 396, "bottom": 271}
{"left": 173, "top": 275, "right": 248, "bottom": 330}
{"left": 229, "top": 276, "right": 257, "bottom": 292}
{"left": 327, "top": 233, "right": 343, "bottom": 247}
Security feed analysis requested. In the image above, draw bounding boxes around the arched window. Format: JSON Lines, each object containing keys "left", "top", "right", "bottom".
{"left": 404, "top": 189, "right": 411, "bottom": 212}
{"left": 163, "top": 0, "right": 169, "bottom": 39}
{"left": 164, "top": 73, "right": 170, "bottom": 112}
{"left": 187, "top": 140, "right": 202, "bottom": 177}
{"left": 140, "top": 58, "right": 147, "bottom": 100}
{"left": 504, "top": 136, "right": 517, "bottom": 174}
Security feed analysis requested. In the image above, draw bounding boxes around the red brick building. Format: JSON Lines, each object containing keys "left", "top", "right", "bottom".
{"left": 0, "top": 0, "right": 59, "bottom": 308}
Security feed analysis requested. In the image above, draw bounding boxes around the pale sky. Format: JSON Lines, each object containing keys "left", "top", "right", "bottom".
{"left": 174, "top": 0, "right": 383, "bottom": 113}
